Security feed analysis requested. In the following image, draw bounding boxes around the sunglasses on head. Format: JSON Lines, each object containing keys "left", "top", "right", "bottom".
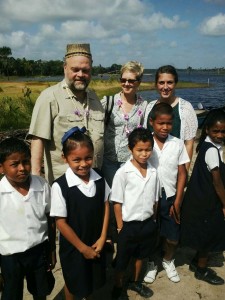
{"left": 120, "top": 78, "right": 139, "bottom": 84}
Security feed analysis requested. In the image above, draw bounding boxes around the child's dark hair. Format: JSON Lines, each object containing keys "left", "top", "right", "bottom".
{"left": 62, "top": 131, "right": 94, "bottom": 156}
{"left": 128, "top": 127, "right": 154, "bottom": 150}
{"left": 155, "top": 65, "right": 178, "bottom": 85}
{"left": 0, "top": 137, "right": 31, "bottom": 163}
{"left": 150, "top": 102, "right": 174, "bottom": 120}
{"left": 196, "top": 108, "right": 225, "bottom": 152}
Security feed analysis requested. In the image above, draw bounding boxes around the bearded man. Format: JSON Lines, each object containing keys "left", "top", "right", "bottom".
{"left": 29, "top": 43, "right": 104, "bottom": 184}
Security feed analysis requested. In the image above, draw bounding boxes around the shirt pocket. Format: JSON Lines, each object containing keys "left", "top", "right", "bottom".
{"left": 58, "top": 114, "right": 85, "bottom": 130}
{"left": 89, "top": 112, "right": 104, "bottom": 135}
{"left": 29, "top": 193, "right": 47, "bottom": 219}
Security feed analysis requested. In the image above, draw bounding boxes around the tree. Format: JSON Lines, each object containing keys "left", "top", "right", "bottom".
{"left": 187, "top": 66, "right": 192, "bottom": 74}
{"left": 0, "top": 46, "right": 12, "bottom": 79}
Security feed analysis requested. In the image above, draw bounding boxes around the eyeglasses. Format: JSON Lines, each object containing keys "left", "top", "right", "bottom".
{"left": 120, "top": 78, "right": 139, "bottom": 84}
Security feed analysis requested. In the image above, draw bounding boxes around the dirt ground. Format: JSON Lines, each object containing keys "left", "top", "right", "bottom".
{"left": 21, "top": 242, "right": 225, "bottom": 300}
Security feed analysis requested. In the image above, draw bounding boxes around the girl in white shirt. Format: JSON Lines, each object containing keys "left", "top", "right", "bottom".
{"left": 50, "top": 127, "right": 110, "bottom": 300}
{"left": 181, "top": 109, "right": 225, "bottom": 285}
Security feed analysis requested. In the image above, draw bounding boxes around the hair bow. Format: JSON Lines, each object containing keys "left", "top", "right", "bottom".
{"left": 61, "top": 126, "right": 86, "bottom": 144}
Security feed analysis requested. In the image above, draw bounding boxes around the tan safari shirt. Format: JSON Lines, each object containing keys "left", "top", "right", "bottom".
{"left": 29, "top": 80, "right": 104, "bottom": 184}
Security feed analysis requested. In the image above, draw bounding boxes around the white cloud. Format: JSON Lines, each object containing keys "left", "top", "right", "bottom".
{"left": 110, "top": 33, "right": 132, "bottom": 45}
{"left": 0, "top": 0, "right": 147, "bottom": 22}
{"left": 134, "top": 13, "right": 188, "bottom": 31}
{"left": 0, "top": 18, "right": 11, "bottom": 32}
{"left": 170, "top": 41, "right": 177, "bottom": 48}
{"left": 60, "top": 20, "right": 109, "bottom": 39}
{"left": 0, "top": 31, "right": 29, "bottom": 49}
{"left": 0, "top": 0, "right": 188, "bottom": 61}
{"left": 0, "top": 0, "right": 223, "bottom": 68}
{"left": 200, "top": 13, "right": 225, "bottom": 36}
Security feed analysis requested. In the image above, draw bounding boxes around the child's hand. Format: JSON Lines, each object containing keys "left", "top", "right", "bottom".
{"left": 169, "top": 202, "right": 180, "bottom": 224}
{"left": 92, "top": 237, "right": 105, "bottom": 255}
{"left": 80, "top": 245, "right": 100, "bottom": 260}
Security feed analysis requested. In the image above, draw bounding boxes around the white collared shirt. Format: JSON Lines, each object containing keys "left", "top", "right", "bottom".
{"left": 205, "top": 136, "right": 224, "bottom": 170}
{"left": 0, "top": 175, "right": 51, "bottom": 255}
{"left": 149, "top": 134, "right": 190, "bottom": 198}
{"left": 50, "top": 168, "right": 110, "bottom": 217}
{"left": 110, "top": 159, "right": 159, "bottom": 222}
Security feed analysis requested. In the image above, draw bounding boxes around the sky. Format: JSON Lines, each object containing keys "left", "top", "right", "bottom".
{"left": 0, "top": 0, "right": 225, "bottom": 69}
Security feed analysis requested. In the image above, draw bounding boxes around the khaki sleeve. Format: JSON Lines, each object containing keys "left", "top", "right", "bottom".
{"left": 29, "top": 89, "right": 58, "bottom": 140}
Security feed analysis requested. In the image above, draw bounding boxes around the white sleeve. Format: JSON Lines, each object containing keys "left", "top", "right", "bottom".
{"left": 143, "top": 101, "right": 156, "bottom": 127}
{"left": 155, "top": 175, "right": 160, "bottom": 202}
{"left": 50, "top": 182, "right": 67, "bottom": 217}
{"left": 182, "top": 100, "right": 198, "bottom": 140}
{"left": 178, "top": 141, "right": 190, "bottom": 165}
{"left": 110, "top": 169, "right": 125, "bottom": 203}
{"left": 205, "top": 147, "right": 220, "bottom": 171}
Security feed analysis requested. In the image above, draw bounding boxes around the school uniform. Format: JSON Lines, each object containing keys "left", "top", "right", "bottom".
{"left": 0, "top": 175, "right": 53, "bottom": 299}
{"left": 149, "top": 134, "right": 190, "bottom": 241}
{"left": 50, "top": 168, "right": 110, "bottom": 299}
{"left": 110, "top": 159, "right": 159, "bottom": 271}
{"left": 181, "top": 137, "right": 225, "bottom": 251}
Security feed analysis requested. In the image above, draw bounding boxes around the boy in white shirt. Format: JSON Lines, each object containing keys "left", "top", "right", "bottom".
{"left": 0, "top": 138, "right": 55, "bottom": 299}
{"left": 144, "top": 102, "right": 189, "bottom": 284}
{"left": 111, "top": 128, "right": 159, "bottom": 299}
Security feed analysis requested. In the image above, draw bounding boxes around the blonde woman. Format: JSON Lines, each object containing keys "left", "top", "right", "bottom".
{"left": 101, "top": 61, "right": 148, "bottom": 187}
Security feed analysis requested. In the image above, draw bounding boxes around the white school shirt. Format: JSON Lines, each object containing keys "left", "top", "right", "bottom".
{"left": 110, "top": 159, "right": 159, "bottom": 222}
{"left": 0, "top": 175, "right": 51, "bottom": 255}
{"left": 50, "top": 168, "right": 110, "bottom": 217}
{"left": 149, "top": 134, "right": 190, "bottom": 198}
{"left": 205, "top": 136, "right": 224, "bottom": 171}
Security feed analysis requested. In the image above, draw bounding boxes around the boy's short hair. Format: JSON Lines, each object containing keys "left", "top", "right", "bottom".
{"left": 0, "top": 138, "right": 30, "bottom": 163}
{"left": 150, "top": 102, "right": 174, "bottom": 120}
{"left": 128, "top": 127, "right": 154, "bottom": 150}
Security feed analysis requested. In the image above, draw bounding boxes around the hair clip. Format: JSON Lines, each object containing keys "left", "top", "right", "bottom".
{"left": 61, "top": 126, "right": 86, "bottom": 144}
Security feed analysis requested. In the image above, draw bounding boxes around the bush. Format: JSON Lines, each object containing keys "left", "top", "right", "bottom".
{"left": 0, "top": 95, "right": 34, "bottom": 130}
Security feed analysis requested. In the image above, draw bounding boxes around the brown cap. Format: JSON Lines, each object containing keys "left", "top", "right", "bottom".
{"left": 65, "top": 43, "right": 92, "bottom": 58}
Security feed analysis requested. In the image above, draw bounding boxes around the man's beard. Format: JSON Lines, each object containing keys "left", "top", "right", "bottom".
{"left": 66, "top": 78, "right": 90, "bottom": 92}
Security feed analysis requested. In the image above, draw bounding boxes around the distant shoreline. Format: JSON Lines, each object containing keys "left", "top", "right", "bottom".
{"left": 0, "top": 79, "right": 210, "bottom": 100}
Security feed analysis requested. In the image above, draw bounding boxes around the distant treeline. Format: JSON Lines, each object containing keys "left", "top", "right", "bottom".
{"left": 0, "top": 55, "right": 224, "bottom": 78}
{"left": 0, "top": 55, "right": 124, "bottom": 77}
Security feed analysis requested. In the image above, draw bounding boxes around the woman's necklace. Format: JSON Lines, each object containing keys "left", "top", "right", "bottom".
{"left": 63, "top": 83, "right": 90, "bottom": 130}
{"left": 116, "top": 94, "right": 144, "bottom": 136}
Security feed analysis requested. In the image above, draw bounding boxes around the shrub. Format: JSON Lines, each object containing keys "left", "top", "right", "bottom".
{"left": 0, "top": 95, "right": 34, "bottom": 130}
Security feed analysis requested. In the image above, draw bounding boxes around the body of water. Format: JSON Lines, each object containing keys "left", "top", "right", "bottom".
{"left": 140, "top": 71, "right": 225, "bottom": 109}
{"left": 17, "top": 71, "right": 225, "bottom": 109}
